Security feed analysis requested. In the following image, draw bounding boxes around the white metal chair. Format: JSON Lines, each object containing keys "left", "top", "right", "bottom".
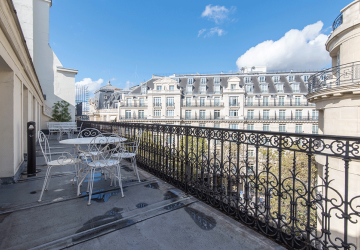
{"left": 112, "top": 128, "right": 142, "bottom": 182}
{"left": 37, "top": 131, "right": 81, "bottom": 202}
{"left": 77, "top": 133, "right": 124, "bottom": 205}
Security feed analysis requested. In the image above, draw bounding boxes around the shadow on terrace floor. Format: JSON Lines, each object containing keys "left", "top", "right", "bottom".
{"left": 0, "top": 139, "right": 285, "bottom": 250}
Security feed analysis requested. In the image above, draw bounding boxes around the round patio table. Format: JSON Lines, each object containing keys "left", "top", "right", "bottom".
{"left": 59, "top": 137, "right": 126, "bottom": 146}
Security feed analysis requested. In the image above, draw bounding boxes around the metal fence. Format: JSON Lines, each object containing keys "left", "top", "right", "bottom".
{"left": 333, "top": 13, "right": 343, "bottom": 31}
{"left": 80, "top": 120, "right": 360, "bottom": 249}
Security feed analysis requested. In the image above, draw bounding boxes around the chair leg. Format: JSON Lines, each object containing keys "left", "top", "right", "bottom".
{"left": 45, "top": 167, "right": 53, "bottom": 191}
{"left": 116, "top": 164, "right": 124, "bottom": 197}
{"left": 133, "top": 157, "right": 141, "bottom": 182}
{"left": 38, "top": 166, "right": 51, "bottom": 202}
{"left": 77, "top": 168, "right": 89, "bottom": 196}
{"left": 88, "top": 168, "right": 95, "bottom": 205}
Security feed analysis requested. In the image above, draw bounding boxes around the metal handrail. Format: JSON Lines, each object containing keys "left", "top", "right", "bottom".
{"left": 333, "top": 13, "right": 343, "bottom": 31}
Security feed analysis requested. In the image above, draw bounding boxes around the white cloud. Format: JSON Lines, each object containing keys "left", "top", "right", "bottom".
{"left": 236, "top": 21, "right": 331, "bottom": 71}
{"left": 75, "top": 78, "right": 104, "bottom": 93}
{"left": 201, "top": 4, "right": 235, "bottom": 23}
{"left": 110, "top": 77, "right": 116, "bottom": 81}
{"left": 198, "top": 29, "right": 206, "bottom": 37}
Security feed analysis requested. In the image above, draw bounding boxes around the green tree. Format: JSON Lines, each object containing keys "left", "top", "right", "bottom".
{"left": 52, "top": 100, "right": 72, "bottom": 122}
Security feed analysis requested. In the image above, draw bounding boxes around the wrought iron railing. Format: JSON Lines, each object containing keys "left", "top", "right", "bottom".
{"left": 308, "top": 61, "right": 360, "bottom": 93}
{"left": 80, "top": 121, "right": 360, "bottom": 250}
{"left": 333, "top": 13, "right": 343, "bottom": 31}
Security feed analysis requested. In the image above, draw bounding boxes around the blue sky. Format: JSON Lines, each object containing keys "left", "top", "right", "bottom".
{"left": 49, "top": 0, "right": 347, "bottom": 93}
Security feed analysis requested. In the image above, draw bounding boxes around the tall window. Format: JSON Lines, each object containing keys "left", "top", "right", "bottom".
{"left": 127, "top": 98, "right": 132, "bottom": 107}
{"left": 141, "top": 85, "right": 147, "bottom": 94}
{"left": 157, "top": 86, "right": 162, "bottom": 91}
{"left": 247, "top": 96, "right": 253, "bottom": 106}
{"left": 167, "top": 110, "right": 174, "bottom": 117}
{"left": 214, "top": 97, "right": 220, "bottom": 106}
{"left": 186, "top": 97, "right": 191, "bottom": 106}
{"left": 263, "top": 96, "right": 269, "bottom": 106}
{"left": 279, "top": 110, "right": 286, "bottom": 120}
{"left": 278, "top": 96, "right": 285, "bottom": 106}
{"left": 295, "top": 110, "right": 302, "bottom": 120}
{"left": 276, "top": 83, "right": 284, "bottom": 93}
{"left": 200, "top": 97, "right": 206, "bottom": 106}
{"left": 288, "top": 75, "right": 294, "bottom": 82}
{"left": 214, "top": 110, "right": 220, "bottom": 119}
{"left": 229, "top": 124, "right": 238, "bottom": 129}
{"left": 154, "top": 97, "right": 161, "bottom": 107}
{"left": 292, "top": 83, "right": 300, "bottom": 93}
{"left": 247, "top": 124, "right": 254, "bottom": 130}
{"left": 169, "top": 85, "right": 175, "bottom": 90}
{"left": 199, "top": 110, "right": 206, "bottom": 119}
{"left": 303, "top": 75, "right": 309, "bottom": 82}
{"left": 185, "top": 110, "right": 191, "bottom": 119}
{"left": 139, "top": 98, "right": 145, "bottom": 107}
{"left": 125, "top": 110, "right": 131, "bottom": 119}
{"left": 231, "top": 84, "right": 236, "bottom": 89}
{"left": 138, "top": 110, "right": 144, "bottom": 119}
{"left": 214, "top": 85, "right": 220, "bottom": 93}
{"left": 312, "top": 110, "right": 319, "bottom": 120}
{"left": 114, "top": 103, "right": 119, "bottom": 109}
{"left": 296, "top": 124, "right": 303, "bottom": 133}
{"left": 261, "top": 84, "right": 268, "bottom": 93}
{"left": 295, "top": 96, "right": 301, "bottom": 106}
{"left": 263, "top": 124, "right": 270, "bottom": 131}
{"left": 312, "top": 124, "right": 318, "bottom": 134}
{"left": 247, "top": 110, "right": 254, "bottom": 119}
{"left": 214, "top": 77, "right": 220, "bottom": 84}
{"left": 245, "top": 84, "right": 253, "bottom": 93}
{"left": 279, "top": 124, "right": 286, "bottom": 132}
{"left": 263, "top": 110, "right": 269, "bottom": 120}
{"left": 188, "top": 78, "right": 194, "bottom": 85}
{"left": 229, "top": 96, "right": 238, "bottom": 106}
{"left": 186, "top": 86, "right": 192, "bottom": 94}
{"left": 200, "top": 85, "right": 206, "bottom": 93}
{"left": 244, "top": 77, "right": 251, "bottom": 83}
{"left": 154, "top": 110, "right": 161, "bottom": 117}
{"left": 167, "top": 97, "right": 174, "bottom": 107}
{"left": 259, "top": 76, "right": 265, "bottom": 83}
{"left": 273, "top": 76, "right": 280, "bottom": 83}
{"left": 201, "top": 78, "right": 206, "bottom": 84}
{"left": 229, "top": 110, "right": 238, "bottom": 117}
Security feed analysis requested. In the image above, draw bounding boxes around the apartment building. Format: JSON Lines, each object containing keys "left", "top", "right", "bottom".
{"left": 89, "top": 69, "right": 318, "bottom": 134}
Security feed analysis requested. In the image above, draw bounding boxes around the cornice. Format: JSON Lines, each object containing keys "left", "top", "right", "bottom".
{"left": 57, "top": 66, "right": 78, "bottom": 74}
{"left": 306, "top": 83, "right": 360, "bottom": 102}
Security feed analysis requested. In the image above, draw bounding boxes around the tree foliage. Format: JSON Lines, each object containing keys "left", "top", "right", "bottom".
{"left": 52, "top": 100, "right": 72, "bottom": 122}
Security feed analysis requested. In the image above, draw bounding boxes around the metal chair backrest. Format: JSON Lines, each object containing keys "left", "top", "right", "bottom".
{"left": 88, "top": 133, "right": 123, "bottom": 163}
{"left": 78, "top": 128, "right": 101, "bottom": 138}
{"left": 38, "top": 131, "right": 51, "bottom": 164}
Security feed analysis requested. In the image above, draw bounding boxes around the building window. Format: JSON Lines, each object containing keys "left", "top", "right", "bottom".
{"left": 199, "top": 123, "right": 206, "bottom": 127}
{"left": 248, "top": 150, "right": 254, "bottom": 157}
{"left": 273, "top": 76, "right": 280, "bottom": 83}
{"left": 247, "top": 124, "right": 254, "bottom": 130}
{"left": 244, "top": 77, "right": 251, "bottom": 83}
{"left": 263, "top": 110, "right": 269, "bottom": 120}
{"left": 200, "top": 97, "right": 206, "bottom": 106}
{"left": 154, "top": 110, "right": 161, "bottom": 117}
{"left": 295, "top": 110, "right": 302, "bottom": 120}
{"left": 114, "top": 103, "right": 119, "bottom": 109}
{"left": 167, "top": 110, "right": 174, "bottom": 117}
{"left": 169, "top": 85, "right": 175, "bottom": 90}
{"left": 263, "top": 124, "right": 270, "bottom": 131}
{"left": 185, "top": 110, "right": 191, "bottom": 119}
{"left": 186, "top": 86, "right": 192, "bottom": 94}
{"left": 247, "top": 96, "right": 253, "bottom": 106}
{"left": 296, "top": 124, "right": 303, "bottom": 133}
{"left": 276, "top": 83, "right": 284, "bottom": 93}
{"left": 214, "top": 77, "right": 220, "bottom": 84}
{"left": 229, "top": 96, "right": 238, "bottom": 106}
{"left": 186, "top": 97, "right": 191, "bottom": 107}
{"left": 247, "top": 110, "right": 254, "bottom": 119}
{"left": 139, "top": 98, "right": 145, "bottom": 107}
{"left": 104, "top": 95, "right": 108, "bottom": 99}
{"left": 214, "top": 85, "right": 221, "bottom": 93}
{"left": 214, "top": 97, "right": 220, "bottom": 106}
{"left": 141, "top": 85, "right": 147, "bottom": 94}
{"left": 312, "top": 110, "right": 319, "bottom": 120}
{"left": 261, "top": 84, "right": 268, "bottom": 93}
{"left": 295, "top": 96, "right": 301, "bottom": 106}
{"left": 157, "top": 86, "right": 162, "bottom": 91}
{"left": 259, "top": 76, "right": 265, "bottom": 83}
{"left": 278, "top": 96, "right": 285, "bottom": 106}
{"left": 245, "top": 84, "right": 253, "bottom": 93}
{"left": 279, "top": 124, "right": 286, "bottom": 132}
{"left": 312, "top": 124, "right": 318, "bottom": 134}
{"left": 125, "top": 110, "right": 131, "bottom": 119}
{"left": 303, "top": 75, "right": 309, "bottom": 82}
{"left": 229, "top": 124, "right": 238, "bottom": 129}
{"left": 200, "top": 85, "right": 206, "bottom": 93}
{"left": 185, "top": 123, "right": 191, "bottom": 126}
{"left": 199, "top": 110, "right": 206, "bottom": 119}
{"left": 292, "top": 83, "right": 300, "bottom": 93}
{"left": 188, "top": 78, "right": 194, "bottom": 85}
{"left": 231, "top": 84, "right": 236, "bottom": 89}
{"left": 214, "top": 110, "right": 220, "bottom": 119}
{"left": 138, "top": 110, "right": 144, "bottom": 119}
{"left": 263, "top": 96, "right": 269, "bottom": 106}
{"left": 167, "top": 97, "right": 174, "bottom": 107}
{"left": 127, "top": 99, "right": 132, "bottom": 107}
{"left": 229, "top": 110, "right": 238, "bottom": 117}
{"left": 154, "top": 97, "right": 161, "bottom": 107}
{"left": 279, "top": 110, "right": 286, "bottom": 120}
{"left": 201, "top": 78, "right": 206, "bottom": 84}
{"left": 288, "top": 75, "right": 294, "bottom": 82}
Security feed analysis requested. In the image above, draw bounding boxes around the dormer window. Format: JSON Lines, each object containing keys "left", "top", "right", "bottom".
{"left": 141, "top": 85, "right": 147, "bottom": 94}
{"left": 303, "top": 75, "right": 309, "bottom": 82}
{"left": 169, "top": 85, "right": 174, "bottom": 90}
{"left": 214, "top": 77, "right": 220, "bottom": 84}
{"left": 200, "top": 85, "right": 206, "bottom": 93}
{"left": 292, "top": 83, "right": 300, "bottom": 93}
{"left": 245, "top": 84, "right": 253, "bottom": 93}
{"left": 259, "top": 76, "right": 265, "bottom": 83}
{"left": 231, "top": 84, "right": 236, "bottom": 89}
{"left": 186, "top": 85, "right": 193, "bottom": 94}
{"left": 276, "top": 83, "right": 284, "bottom": 93}
{"left": 157, "top": 86, "right": 162, "bottom": 90}
{"left": 244, "top": 77, "right": 251, "bottom": 83}
{"left": 104, "top": 95, "right": 108, "bottom": 99}
{"left": 214, "top": 85, "right": 221, "bottom": 93}
{"left": 201, "top": 77, "right": 207, "bottom": 84}
{"left": 172, "top": 77, "right": 179, "bottom": 83}
{"left": 288, "top": 75, "right": 294, "bottom": 82}
{"left": 260, "top": 84, "right": 268, "bottom": 93}
{"left": 273, "top": 76, "right": 280, "bottom": 83}
{"left": 188, "top": 78, "right": 194, "bottom": 85}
